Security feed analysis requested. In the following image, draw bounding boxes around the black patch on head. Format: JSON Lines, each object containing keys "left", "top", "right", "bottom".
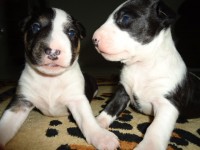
{"left": 64, "top": 16, "right": 86, "bottom": 65}
{"left": 23, "top": 8, "right": 55, "bottom": 65}
{"left": 165, "top": 72, "right": 200, "bottom": 119}
{"left": 114, "top": 0, "right": 176, "bottom": 44}
{"left": 24, "top": 7, "right": 86, "bottom": 66}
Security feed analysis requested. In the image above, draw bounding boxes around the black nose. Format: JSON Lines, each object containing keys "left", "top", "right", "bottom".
{"left": 92, "top": 38, "right": 99, "bottom": 47}
{"left": 44, "top": 48, "right": 61, "bottom": 60}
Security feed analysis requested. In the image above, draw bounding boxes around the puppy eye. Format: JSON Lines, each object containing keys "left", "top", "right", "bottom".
{"left": 67, "top": 29, "right": 76, "bottom": 38}
{"left": 121, "top": 14, "right": 131, "bottom": 25}
{"left": 31, "top": 22, "right": 41, "bottom": 34}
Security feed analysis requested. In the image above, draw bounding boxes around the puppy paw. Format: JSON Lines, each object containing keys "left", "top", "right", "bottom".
{"left": 89, "top": 128, "right": 119, "bottom": 150}
{"left": 134, "top": 140, "right": 166, "bottom": 150}
{"left": 96, "top": 112, "right": 113, "bottom": 129}
{"left": 96, "top": 116, "right": 110, "bottom": 128}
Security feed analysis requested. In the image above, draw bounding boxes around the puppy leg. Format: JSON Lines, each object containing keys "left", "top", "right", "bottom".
{"left": 0, "top": 96, "right": 34, "bottom": 146}
{"left": 97, "top": 84, "right": 130, "bottom": 128}
{"left": 134, "top": 99, "right": 179, "bottom": 150}
{"left": 68, "top": 96, "right": 119, "bottom": 150}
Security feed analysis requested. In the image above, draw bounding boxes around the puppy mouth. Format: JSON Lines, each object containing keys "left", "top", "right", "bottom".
{"left": 44, "top": 63, "right": 60, "bottom": 67}
{"left": 96, "top": 48, "right": 110, "bottom": 55}
{"left": 98, "top": 49, "right": 106, "bottom": 54}
{"left": 98, "top": 50, "right": 118, "bottom": 56}
{"left": 40, "top": 63, "right": 66, "bottom": 68}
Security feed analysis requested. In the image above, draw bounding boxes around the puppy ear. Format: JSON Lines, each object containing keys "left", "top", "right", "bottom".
{"left": 20, "top": 16, "right": 31, "bottom": 32}
{"left": 75, "top": 21, "right": 86, "bottom": 39}
{"left": 155, "top": 1, "right": 176, "bottom": 27}
{"left": 20, "top": 0, "right": 48, "bottom": 32}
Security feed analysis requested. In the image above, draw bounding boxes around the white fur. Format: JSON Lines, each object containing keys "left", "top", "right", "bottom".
{"left": 0, "top": 62, "right": 120, "bottom": 149}
{"left": 120, "top": 29, "right": 186, "bottom": 115}
{"left": 96, "top": 111, "right": 117, "bottom": 129}
{"left": 93, "top": 2, "right": 187, "bottom": 150}
{"left": 93, "top": 19, "right": 138, "bottom": 62}
{"left": 19, "top": 62, "right": 84, "bottom": 117}
{"left": 0, "top": 109, "right": 32, "bottom": 146}
{"left": 36, "top": 8, "right": 73, "bottom": 76}
{"left": 0, "top": 8, "right": 120, "bottom": 150}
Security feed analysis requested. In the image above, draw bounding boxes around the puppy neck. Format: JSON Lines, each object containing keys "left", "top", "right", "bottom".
{"left": 122, "top": 28, "right": 180, "bottom": 66}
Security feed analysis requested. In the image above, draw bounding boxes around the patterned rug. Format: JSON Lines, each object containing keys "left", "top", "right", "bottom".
{"left": 0, "top": 78, "right": 200, "bottom": 150}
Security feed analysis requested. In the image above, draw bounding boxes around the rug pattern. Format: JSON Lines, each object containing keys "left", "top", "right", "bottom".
{"left": 0, "top": 78, "right": 200, "bottom": 150}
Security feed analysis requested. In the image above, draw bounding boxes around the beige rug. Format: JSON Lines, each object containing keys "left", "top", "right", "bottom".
{"left": 0, "top": 78, "right": 200, "bottom": 150}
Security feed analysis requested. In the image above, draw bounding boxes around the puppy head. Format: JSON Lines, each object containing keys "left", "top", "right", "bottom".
{"left": 23, "top": 8, "right": 86, "bottom": 76}
{"left": 93, "top": 0, "right": 175, "bottom": 63}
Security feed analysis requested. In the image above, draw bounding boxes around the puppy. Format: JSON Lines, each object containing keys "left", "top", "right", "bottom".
{"left": 93, "top": 0, "right": 200, "bottom": 149}
{"left": 0, "top": 7, "right": 119, "bottom": 150}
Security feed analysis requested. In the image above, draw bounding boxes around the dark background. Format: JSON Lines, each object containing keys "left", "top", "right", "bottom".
{"left": 0, "top": 0, "right": 199, "bottom": 80}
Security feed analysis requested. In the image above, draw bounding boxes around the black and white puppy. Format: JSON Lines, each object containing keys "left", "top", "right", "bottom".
{"left": 0, "top": 8, "right": 119, "bottom": 150}
{"left": 93, "top": 0, "right": 200, "bottom": 149}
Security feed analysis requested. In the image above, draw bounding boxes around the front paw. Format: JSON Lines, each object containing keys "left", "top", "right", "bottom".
{"left": 89, "top": 128, "right": 119, "bottom": 150}
{"left": 96, "top": 112, "right": 113, "bottom": 129}
{"left": 134, "top": 140, "right": 166, "bottom": 150}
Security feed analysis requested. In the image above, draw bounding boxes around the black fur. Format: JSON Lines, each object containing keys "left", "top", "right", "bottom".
{"left": 98, "top": 0, "right": 200, "bottom": 121}
{"left": 23, "top": 8, "right": 86, "bottom": 66}
{"left": 6, "top": 94, "right": 33, "bottom": 112}
{"left": 23, "top": 8, "right": 55, "bottom": 65}
{"left": 166, "top": 72, "right": 200, "bottom": 119}
{"left": 65, "top": 17, "right": 86, "bottom": 65}
{"left": 114, "top": 0, "right": 176, "bottom": 44}
{"left": 104, "top": 84, "right": 130, "bottom": 117}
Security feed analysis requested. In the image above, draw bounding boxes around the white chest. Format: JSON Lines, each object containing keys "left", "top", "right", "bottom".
{"left": 120, "top": 60, "right": 186, "bottom": 114}
{"left": 18, "top": 64, "right": 85, "bottom": 116}
{"left": 30, "top": 79, "right": 69, "bottom": 116}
